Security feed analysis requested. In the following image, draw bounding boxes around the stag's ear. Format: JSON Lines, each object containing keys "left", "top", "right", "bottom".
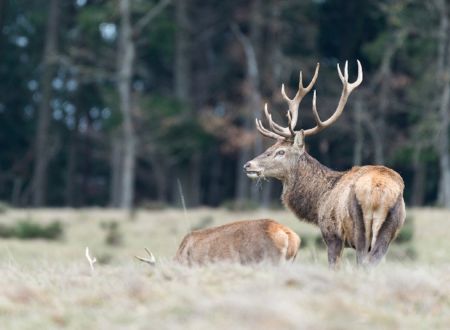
{"left": 293, "top": 130, "right": 305, "bottom": 150}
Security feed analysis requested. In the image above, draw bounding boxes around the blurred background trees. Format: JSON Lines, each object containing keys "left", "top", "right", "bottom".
{"left": 0, "top": 0, "right": 449, "bottom": 209}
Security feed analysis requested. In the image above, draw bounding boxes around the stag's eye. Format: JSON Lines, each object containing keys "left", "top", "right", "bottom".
{"left": 275, "top": 150, "right": 285, "bottom": 156}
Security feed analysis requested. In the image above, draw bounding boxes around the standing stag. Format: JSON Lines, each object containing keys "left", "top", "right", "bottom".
{"left": 244, "top": 61, "right": 405, "bottom": 267}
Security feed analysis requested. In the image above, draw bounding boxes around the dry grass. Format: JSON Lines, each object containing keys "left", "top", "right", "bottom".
{"left": 0, "top": 207, "right": 449, "bottom": 329}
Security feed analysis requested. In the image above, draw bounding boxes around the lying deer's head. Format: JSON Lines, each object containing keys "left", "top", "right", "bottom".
{"left": 244, "top": 61, "right": 363, "bottom": 181}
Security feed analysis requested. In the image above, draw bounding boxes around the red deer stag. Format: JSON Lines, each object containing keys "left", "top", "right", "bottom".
{"left": 137, "top": 219, "right": 300, "bottom": 266}
{"left": 244, "top": 61, "right": 405, "bottom": 268}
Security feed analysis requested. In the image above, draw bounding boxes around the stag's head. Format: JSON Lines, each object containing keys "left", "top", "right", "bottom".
{"left": 244, "top": 60, "right": 363, "bottom": 181}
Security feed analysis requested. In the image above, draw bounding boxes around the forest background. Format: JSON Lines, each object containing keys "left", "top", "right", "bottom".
{"left": 1, "top": 0, "right": 450, "bottom": 210}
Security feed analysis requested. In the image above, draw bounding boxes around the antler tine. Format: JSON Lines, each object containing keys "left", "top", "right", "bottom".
{"left": 85, "top": 247, "right": 97, "bottom": 273}
{"left": 286, "top": 111, "right": 295, "bottom": 136}
{"left": 255, "top": 118, "right": 285, "bottom": 140}
{"left": 264, "top": 104, "right": 292, "bottom": 138}
{"left": 350, "top": 60, "right": 363, "bottom": 90}
{"left": 303, "top": 63, "right": 320, "bottom": 91}
{"left": 135, "top": 248, "right": 156, "bottom": 266}
{"left": 337, "top": 60, "right": 363, "bottom": 92}
{"left": 281, "top": 63, "right": 320, "bottom": 131}
{"left": 304, "top": 60, "right": 363, "bottom": 137}
{"left": 311, "top": 90, "right": 323, "bottom": 127}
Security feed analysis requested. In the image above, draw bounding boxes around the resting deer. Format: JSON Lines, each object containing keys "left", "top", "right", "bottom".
{"left": 244, "top": 61, "right": 405, "bottom": 268}
{"left": 137, "top": 219, "right": 300, "bottom": 266}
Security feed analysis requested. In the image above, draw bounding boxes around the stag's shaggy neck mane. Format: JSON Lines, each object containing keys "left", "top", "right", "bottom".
{"left": 281, "top": 151, "right": 343, "bottom": 225}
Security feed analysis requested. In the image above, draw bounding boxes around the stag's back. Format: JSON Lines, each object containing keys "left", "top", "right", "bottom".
{"left": 174, "top": 219, "right": 300, "bottom": 266}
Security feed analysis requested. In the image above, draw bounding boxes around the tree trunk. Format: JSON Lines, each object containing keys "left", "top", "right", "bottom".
{"left": 65, "top": 136, "right": 77, "bottom": 206}
{"left": 411, "top": 145, "right": 426, "bottom": 206}
{"left": 363, "top": 115, "right": 384, "bottom": 165}
{"left": 259, "top": 0, "right": 281, "bottom": 208}
{"left": 208, "top": 150, "right": 223, "bottom": 206}
{"left": 353, "top": 95, "right": 364, "bottom": 166}
{"left": 189, "top": 153, "right": 202, "bottom": 205}
{"left": 64, "top": 101, "right": 81, "bottom": 206}
{"left": 248, "top": 0, "right": 263, "bottom": 204}
{"left": 174, "top": 0, "right": 200, "bottom": 206}
{"left": 110, "top": 134, "right": 123, "bottom": 207}
{"left": 233, "top": 0, "right": 263, "bottom": 205}
{"left": 64, "top": 113, "right": 80, "bottom": 207}
{"left": 438, "top": 94, "right": 450, "bottom": 208}
{"left": 366, "top": 29, "right": 406, "bottom": 165}
{"left": 236, "top": 145, "right": 252, "bottom": 204}
{"left": 117, "top": 0, "right": 136, "bottom": 210}
{"left": 31, "top": 0, "right": 59, "bottom": 206}
{"left": 152, "top": 157, "right": 168, "bottom": 202}
{"left": 175, "top": 0, "right": 190, "bottom": 103}
{"left": 0, "top": 0, "right": 7, "bottom": 45}
{"left": 11, "top": 177, "right": 23, "bottom": 206}
{"left": 436, "top": 0, "right": 450, "bottom": 208}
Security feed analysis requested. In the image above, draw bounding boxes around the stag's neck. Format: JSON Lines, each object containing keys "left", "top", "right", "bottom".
{"left": 281, "top": 152, "right": 343, "bottom": 225}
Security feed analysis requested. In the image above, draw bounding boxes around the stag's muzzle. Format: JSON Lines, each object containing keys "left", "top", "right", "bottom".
{"left": 244, "top": 161, "right": 262, "bottom": 179}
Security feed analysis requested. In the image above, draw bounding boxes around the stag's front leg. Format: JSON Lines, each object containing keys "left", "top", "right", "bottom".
{"left": 323, "top": 233, "right": 343, "bottom": 270}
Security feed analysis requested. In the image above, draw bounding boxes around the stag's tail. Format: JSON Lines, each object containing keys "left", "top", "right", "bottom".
{"left": 367, "top": 195, "right": 405, "bottom": 265}
{"left": 351, "top": 188, "right": 405, "bottom": 265}
{"left": 368, "top": 192, "right": 405, "bottom": 252}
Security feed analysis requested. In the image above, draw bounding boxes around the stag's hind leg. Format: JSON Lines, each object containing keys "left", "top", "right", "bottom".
{"left": 367, "top": 197, "right": 405, "bottom": 266}
{"left": 350, "top": 193, "right": 368, "bottom": 266}
{"left": 323, "top": 233, "right": 343, "bottom": 270}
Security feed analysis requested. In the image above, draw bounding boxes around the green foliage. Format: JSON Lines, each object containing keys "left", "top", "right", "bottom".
{"left": 77, "top": 3, "right": 116, "bottom": 40}
{"left": 144, "top": 12, "right": 176, "bottom": 64}
{"left": 0, "top": 220, "right": 64, "bottom": 240}
{"left": 100, "top": 86, "right": 122, "bottom": 131}
{"left": 140, "top": 94, "right": 215, "bottom": 163}
{"left": 100, "top": 221, "right": 123, "bottom": 247}
{"left": 363, "top": 32, "right": 389, "bottom": 66}
{"left": 14, "top": 220, "right": 64, "bottom": 240}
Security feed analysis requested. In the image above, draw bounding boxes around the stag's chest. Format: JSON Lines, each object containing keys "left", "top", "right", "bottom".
{"left": 282, "top": 181, "right": 338, "bottom": 226}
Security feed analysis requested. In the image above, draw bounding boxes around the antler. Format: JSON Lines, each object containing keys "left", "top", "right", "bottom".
{"left": 135, "top": 248, "right": 156, "bottom": 266}
{"left": 303, "top": 60, "right": 363, "bottom": 137}
{"left": 282, "top": 63, "right": 320, "bottom": 131}
{"left": 255, "top": 60, "right": 363, "bottom": 141}
{"left": 256, "top": 63, "right": 320, "bottom": 140}
{"left": 255, "top": 104, "right": 291, "bottom": 139}
{"left": 85, "top": 247, "right": 97, "bottom": 273}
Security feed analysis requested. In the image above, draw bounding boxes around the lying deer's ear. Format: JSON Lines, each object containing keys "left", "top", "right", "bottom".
{"left": 294, "top": 130, "right": 305, "bottom": 150}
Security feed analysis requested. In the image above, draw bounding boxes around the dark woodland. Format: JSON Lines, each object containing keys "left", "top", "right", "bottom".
{"left": 1, "top": 0, "right": 450, "bottom": 209}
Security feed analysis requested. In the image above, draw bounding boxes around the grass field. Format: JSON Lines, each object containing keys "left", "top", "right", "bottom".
{"left": 0, "top": 207, "right": 449, "bottom": 329}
